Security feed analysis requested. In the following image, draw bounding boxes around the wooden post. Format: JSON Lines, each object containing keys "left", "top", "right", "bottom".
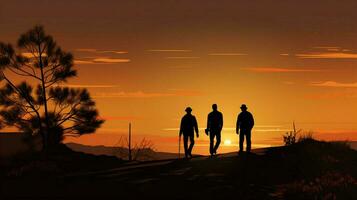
{"left": 128, "top": 123, "right": 132, "bottom": 161}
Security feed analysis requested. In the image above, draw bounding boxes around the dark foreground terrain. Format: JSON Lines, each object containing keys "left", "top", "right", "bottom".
{"left": 1, "top": 139, "right": 357, "bottom": 200}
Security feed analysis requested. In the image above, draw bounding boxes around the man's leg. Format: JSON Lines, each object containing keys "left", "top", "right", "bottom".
{"left": 246, "top": 130, "right": 251, "bottom": 152}
{"left": 214, "top": 132, "right": 221, "bottom": 154}
{"left": 183, "top": 135, "right": 189, "bottom": 158}
{"left": 188, "top": 135, "right": 195, "bottom": 157}
{"left": 239, "top": 132, "right": 244, "bottom": 152}
{"left": 209, "top": 132, "right": 215, "bottom": 155}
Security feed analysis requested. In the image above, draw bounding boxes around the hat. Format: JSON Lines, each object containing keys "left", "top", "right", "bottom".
{"left": 240, "top": 104, "right": 247, "bottom": 109}
{"left": 185, "top": 107, "right": 192, "bottom": 112}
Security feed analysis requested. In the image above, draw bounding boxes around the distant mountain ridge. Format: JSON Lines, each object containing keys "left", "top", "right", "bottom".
{"left": 65, "top": 143, "right": 180, "bottom": 161}
{"left": 66, "top": 141, "right": 357, "bottom": 161}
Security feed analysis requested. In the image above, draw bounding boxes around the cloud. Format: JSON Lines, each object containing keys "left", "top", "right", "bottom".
{"left": 74, "top": 57, "right": 130, "bottom": 64}
{"left": 21, "top": 52, "right": 47, "bottom": 58}
{"left": 93, "top": 90, "right": 203, "bottom": 98}
{"left": 75, "top": 48, "right": 128, "bottom": 54}
{"left": 166, "top": 57, "right": 200, "bottom": 59}
{"left": 93, "top": 58, "right": 130, "bottom": 63}
{"left": 59, "top": 84, "right": 120, "bottom": 88}
{"left": 74, "top": 60, "right": 95, "bottom": 64}
{"left": 296, "top": 52, "right": 357, "bottom": 59}
{"left": 208, "top": 53, "right": 247, "bottom": 56}
{"left": 279, "top": 53, "right": 289, "bottom": 56}
{"left": 241, "top": 67, "right": 322, "bottom": 73}
{"left": 73, "top": 48, "right": 130, "bottom": 64}
{"left": 297, "top": 47, "right": 357, "bottom": 59}
{"left": 147, "top": 49, "right": 192, "bottom": 52}
{"left": 310, "top": 81, "right": 357, "bottom": 88}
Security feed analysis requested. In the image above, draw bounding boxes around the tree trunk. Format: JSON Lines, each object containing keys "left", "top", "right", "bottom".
{"left": 38, "top": 43, "right": 50, "bottom": 150}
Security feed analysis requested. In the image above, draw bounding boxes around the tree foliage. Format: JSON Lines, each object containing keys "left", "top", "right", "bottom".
{"left": 0, "top": 25, "right": 104, "bottom": 149}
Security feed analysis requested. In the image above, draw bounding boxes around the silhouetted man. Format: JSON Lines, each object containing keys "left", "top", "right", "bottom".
{"left": 206, "top": 104, "right": 223, "bottom": 156}
{"left": 236, "top": 104, "right": 254, "bottom": 153}
{"left": 179, "top": 107, "right": 199, "bottom": 158}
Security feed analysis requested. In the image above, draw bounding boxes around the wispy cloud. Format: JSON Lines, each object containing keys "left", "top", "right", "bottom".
{"left": 21, "top": 52, "right": 47, "bottom": 58}
{"left": 241, "top": 67, "right": 322, "bottom": 73}
{"left": 296, "top": 52, "right": 357, "bottom": 59}
{"left": 166, "top": 57, "right": 200, "bottom": 59}
{"left": 75, "top": 48, "right": 128, "bottom": 54}
{"left": 74, "top": 57, "right": 130, "bottom": 64}
{"left": 310, "top": 81, "right": 357, "bottom": 88}
{"left": 279, "top": 53, "right": 289, "bottom": 56}
{"left": 93, "top": 90, "right": 203, "bottom": 98}
{"left": 93, "top": 58, "right": 130, "bottom": 63}
{"left": 297, "top": 47, "right": 357, "bottom": 59}
{"left": 59, "top": 84, "right": 120, "bottom": 88}
{"left": 147, "top": 49, "right": 192, "bottom": 52}
{"left": 73, "top": 60, "right": 94, "bottom": 64}
{"left": 208, "top": 53, "right": 247, "bottom": 56}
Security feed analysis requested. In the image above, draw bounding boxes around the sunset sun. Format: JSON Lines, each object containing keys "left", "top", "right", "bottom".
{"left": 224, "top": 139, "right": 232, "bottom": 146}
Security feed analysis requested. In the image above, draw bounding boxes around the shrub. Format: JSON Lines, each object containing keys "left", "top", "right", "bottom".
{"left": 283, "top": 131, "right": 297, "bottom": 146}
{"left": 283, "top": 121, "right": 301, "bottom": 146}
{"left": 298, "top": 131, "right": 314, "bottom": 142}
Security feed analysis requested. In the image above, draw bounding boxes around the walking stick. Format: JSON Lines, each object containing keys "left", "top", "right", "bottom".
{"left": 178, "top": 133, "right": 181, "bottom": 159}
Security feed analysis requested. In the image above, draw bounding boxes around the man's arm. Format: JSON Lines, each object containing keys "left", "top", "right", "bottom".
{"left": 219, "top": 113, "right": 223, "bottom": 131}
{"left": 236, "top": 114, "right": 240, "bottom": 134}
{"left": 194, "top": 116, "right": 199, "bottom": 137}
{"left": 206, "top": 114, "right": 210, "bottom": 130}
{"left": 250, "top": 113, "right": 255, "bottom": 128}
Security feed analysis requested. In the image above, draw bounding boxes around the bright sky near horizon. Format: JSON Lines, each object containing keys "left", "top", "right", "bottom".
{"left": 1, "top": 0, "right": 357, "bottom": 154}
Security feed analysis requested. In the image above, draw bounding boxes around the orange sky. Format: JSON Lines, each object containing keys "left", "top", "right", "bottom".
{"left": 1, "top": 0, "right": 357, "bottom": 154}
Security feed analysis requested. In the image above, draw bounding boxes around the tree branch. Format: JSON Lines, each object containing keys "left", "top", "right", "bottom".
{"left": 2, "top": 73, "right": 42, "bottom": 127}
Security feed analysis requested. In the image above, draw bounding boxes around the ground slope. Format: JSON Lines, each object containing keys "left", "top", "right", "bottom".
{"left": 2, "top": 139, "right": 357, "bottom": 200}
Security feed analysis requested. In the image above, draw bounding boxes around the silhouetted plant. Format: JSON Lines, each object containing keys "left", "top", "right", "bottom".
{"left": 297, "top": 131, "right": 314, "bottom": 142}
{"left": 0, "top": 25, "right": 104, "bottom": 151}
{"left": 283, "top": 121, "right": 301, "bottom": 146}
{"left": 132, "top": 138, "right": 155, "bottom": 160}
{"left": 113, "top": 136, "right": 155, "bottom": 161}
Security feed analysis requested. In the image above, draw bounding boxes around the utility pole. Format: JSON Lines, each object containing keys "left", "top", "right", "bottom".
{"left": 128, "top": 123, "right": 132, "bottom": 161}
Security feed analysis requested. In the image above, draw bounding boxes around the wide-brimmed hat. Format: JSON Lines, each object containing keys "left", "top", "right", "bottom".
{"left": 240, "top": 104, "right": 247, "bottom": 109}
{"left": 185, "top": 107, "right": 192, "bottom": 112}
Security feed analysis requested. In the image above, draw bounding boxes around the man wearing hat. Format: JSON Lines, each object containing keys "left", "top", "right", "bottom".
{"left": 179, "top": 107, "right": 199, "bottom": 158}
{"left": 206, "top": 104, "right": 223, "bottom": 156}
{"left": 236, "top": 104, "right": 254, "bottom": 153}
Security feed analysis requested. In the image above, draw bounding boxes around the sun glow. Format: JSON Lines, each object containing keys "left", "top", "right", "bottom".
{"left": 224, "top": 139, "right": 232, "bottom": 146}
